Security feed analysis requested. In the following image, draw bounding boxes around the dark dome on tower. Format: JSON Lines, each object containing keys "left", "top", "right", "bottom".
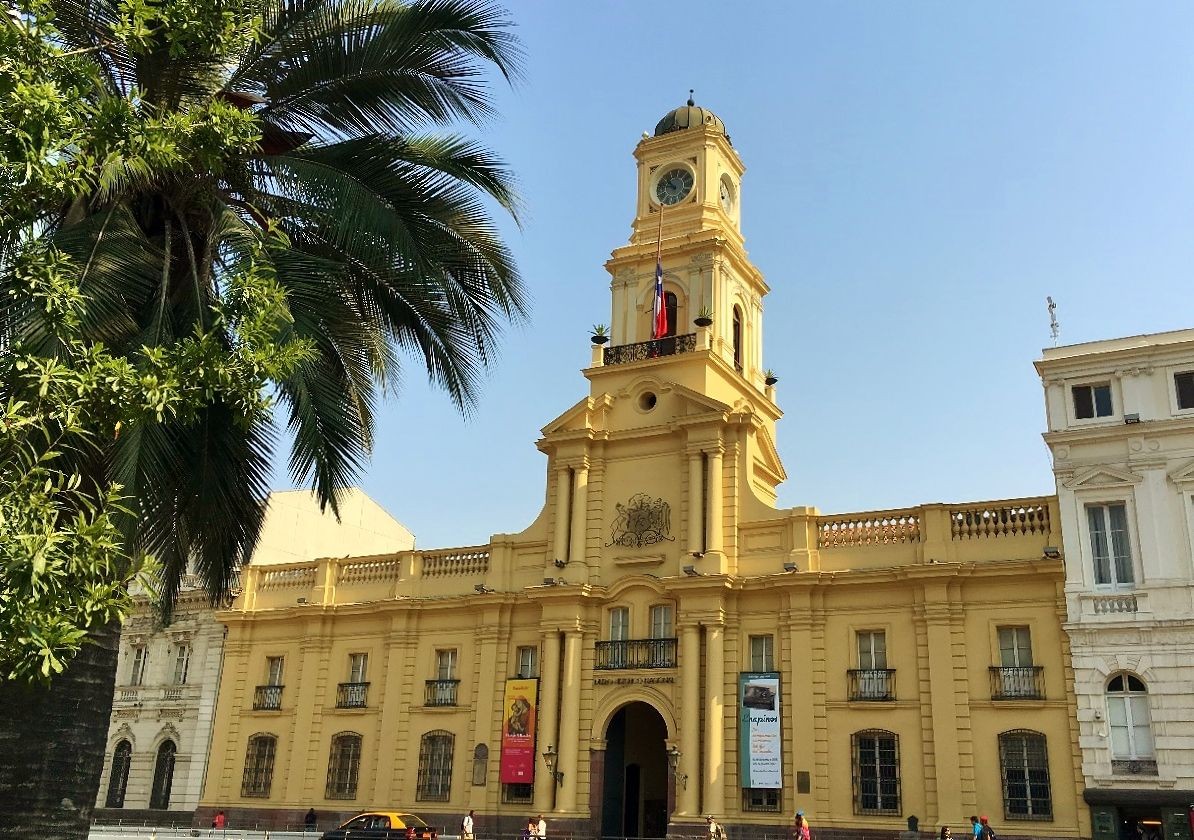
{"left": 653, "top": 93, "right": 729, "bottom": 140}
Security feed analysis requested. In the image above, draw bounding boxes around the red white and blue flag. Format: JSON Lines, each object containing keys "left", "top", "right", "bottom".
{"left": 652, "top": 260, "right": 667, "bottom": 339}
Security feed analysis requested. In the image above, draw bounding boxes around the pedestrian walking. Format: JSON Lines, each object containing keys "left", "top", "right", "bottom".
{"left": 979, "top": 817, "right": 997, "bottom": 840}
{"left": 305, "top": 809, "right": 318, "bottom": 831}
{"left": 970, "top": 817, "right": 982, "bottom": 839}
{"left": 940, "top": 828, "right": 952, "bottom": 840}
{"left": 461, "top": 810, "right": 475, "bottom": 840}
{"left": 521, "top": 818, "right": 535, "bottom": 840}
{"left": 707, "top": 815, "right": 727, "bottom": 840}
{"left": 793, "top": 811, "right": 810, "bottom": 840}
{"left": 536, "top": 815, "right": 547, "bottom": 839}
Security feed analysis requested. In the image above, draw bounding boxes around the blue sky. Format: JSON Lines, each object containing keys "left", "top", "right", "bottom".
{"left": 270, "top": 2, "right": 1194, "bottom": 549}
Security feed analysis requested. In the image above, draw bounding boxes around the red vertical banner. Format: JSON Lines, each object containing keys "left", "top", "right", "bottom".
{"left": 499, "top": 678, "right": 538, "bottom": 784}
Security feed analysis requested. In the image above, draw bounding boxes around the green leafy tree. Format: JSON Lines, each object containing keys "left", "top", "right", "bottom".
{"left": 0, "top": 0, "right": 524, "bottom": 833}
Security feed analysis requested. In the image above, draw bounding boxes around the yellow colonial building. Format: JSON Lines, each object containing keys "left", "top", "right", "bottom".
{"left": 204, "top": 100, "right": 1089, "bottom": 840}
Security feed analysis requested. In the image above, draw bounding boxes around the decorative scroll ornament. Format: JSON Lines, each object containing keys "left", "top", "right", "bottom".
{"left": 606, "top": 493, "right": 674, "bottom": 548}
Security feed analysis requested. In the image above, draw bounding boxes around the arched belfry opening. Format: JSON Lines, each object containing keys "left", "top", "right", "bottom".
{"left": 601, "top": 702, "right": 670, "bottom": 839}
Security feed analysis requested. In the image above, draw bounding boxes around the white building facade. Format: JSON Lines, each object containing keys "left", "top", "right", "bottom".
{"left": 96, "top": 489, "right": 415, "bottom": 820}
{"left": 1037, "top": 329, "right": 1194, "bottom": 840}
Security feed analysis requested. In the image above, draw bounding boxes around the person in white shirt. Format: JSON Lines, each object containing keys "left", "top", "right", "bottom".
{"left": 536, "top": 816, "right": 547, "bottom": 839}
{"left": 461, "top": 810, "right": 475, "bottom": 840}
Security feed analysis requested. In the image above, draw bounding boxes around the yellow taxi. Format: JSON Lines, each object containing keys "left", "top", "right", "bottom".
{"left": 320, "top": 812, "right": 438, "bottom": 840}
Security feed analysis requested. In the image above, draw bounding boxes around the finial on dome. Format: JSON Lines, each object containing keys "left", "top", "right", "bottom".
{"left": 687, "top": 89, "right": 695, "bottom": 107}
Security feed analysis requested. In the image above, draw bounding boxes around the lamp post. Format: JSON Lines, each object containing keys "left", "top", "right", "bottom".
{"left": 541, "top": 745, "right": 564, "bottom": 786}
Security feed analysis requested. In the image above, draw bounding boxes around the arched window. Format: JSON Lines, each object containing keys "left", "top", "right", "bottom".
{"left": 998, "top": 730, "right": 1052, "bottom": 820}
{"left": 664, "top": 292, "right": 678, "bottom": 337}
{"left": 416, "top": 730, "right": 454, "bottom": 801}
{"left": 105, "top": 740, "right": 132, "bottom": 808}
{"left": 732, "top": 307, "right": 743, "bottom": 371}
{"left": 149, "top": 740, "right": 176, "bottom": 809}
{"left": 851, "top": 730, "right": 900, "bottom": 815}
{"left": 241, "top": 733, "right": 277, "bottom": 798}
{"left": 472, "top": 743, "right": 489, "bottom": 786}
{"left": 326, "top": 732, "right": 362, "bottom": 799}
{"left": 1107, "top": 673, "right": 1154, "bottom": 767}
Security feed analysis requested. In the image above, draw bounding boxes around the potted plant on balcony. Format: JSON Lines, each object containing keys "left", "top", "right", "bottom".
{"left": 591, "top": 324, "right": 610, "bottom": 345}
{"left": 693, "top": 306, "right": 713, "bottom": 328}
{"left": 764, "top": 369, "right": 779, "bottom": 386}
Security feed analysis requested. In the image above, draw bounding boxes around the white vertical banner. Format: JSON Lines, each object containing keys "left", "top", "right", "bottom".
{"left": 738, "top": 672, "right": 782, "bottom": 789}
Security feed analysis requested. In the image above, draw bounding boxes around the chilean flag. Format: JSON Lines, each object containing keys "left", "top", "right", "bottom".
{"left": 652, "top": 260, "right": 667, "bottom": 339}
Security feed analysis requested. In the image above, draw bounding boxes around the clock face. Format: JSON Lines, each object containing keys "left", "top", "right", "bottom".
{"left": 655, "top": 167, "right": 694, "bottom": 205}
{"left": 720, "top": 179, "right": 733, "bottom": 212}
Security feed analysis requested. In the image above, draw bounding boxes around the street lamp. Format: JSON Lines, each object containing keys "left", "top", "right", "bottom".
{"left": 541, "top": 745, "right": 564, "bottom": 786}
{"left": 666, "top": 744, "right": 686, "bottom": 789}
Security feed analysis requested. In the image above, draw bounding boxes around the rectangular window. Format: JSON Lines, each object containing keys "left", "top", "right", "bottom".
{"left": 998, "top": 627, "right": 1033, "bottom": 667}
{"left": 416, "top": 731, "right": 454, "bottom": 801}
{"left": 502, "top": 783, "right": 533, "bottom": 804}
{"left": 326, "top": 733, "right": 362, "bottom": 800}
{"left": 852, "top": 731, "right": 901, "bottom": 815}
{"left": 1073, "top": 383, "right": 1113, "bottom": 419}
{"left": 609, "top": 607, "right": 630, "bottom": 641}
{"left": 348, "top": 652, "right": 368, "bottom": 683}
{"left": 1087, "top": 503, "right": 1134, "bottom": 586}
{"left": 131, "top": 646, "right": 148, "bottom": 686}
{"left": 857, "top": 630, "right": 887, "bottom": 669}
{"left": 1176, "top": 371, "right": 1194, "bottom": 411}
{"left": 267, "top": 655, "right": 285, "bottom": 686}
{"left": 173, "top": 644, "right": 191, "bottom": 685}
{"left": 516, "top": 646, "right": 538, "bottom": 679}
{"left": 241, "top": 735, "right": 277, "bottom": 798}
{"left": 436, "top": 649, "right": 457, "bottom": 680}
{"left": 749, "top": 635, "right": 774, "bottom": 672}
{"left": 649, "top": 605, "right": 673, "bottom": 638}
{"left": 741, "top": 788, "right": 781, "bottom": 812}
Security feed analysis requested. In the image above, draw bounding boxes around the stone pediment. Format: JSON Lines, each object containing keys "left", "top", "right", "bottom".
{"left": 754, "top": 422, "right": 787, "bottom": 484}
{"left": 1168, "top": 458, "right": 1194, "bottom": 485}
{"left": 541, "top": 394, "right": 613, "bottom": 437}
{"left": 1062, "top": 465, "right": 1144, "bottom": 490}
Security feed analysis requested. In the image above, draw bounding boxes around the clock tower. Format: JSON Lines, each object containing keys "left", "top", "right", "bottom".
{"left": 538, "top": 97, "right": 786, "bottom": 584}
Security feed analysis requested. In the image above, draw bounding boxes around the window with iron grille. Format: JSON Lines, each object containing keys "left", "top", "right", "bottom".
{"left": 851, "top": 730, "right": 900, "bottom": 815}
{"left": 326, "top": 732, "right": 362, "bottom": 800}
{"left": 742, "top": 788, "right": 781, "bottom": 812}
{"left": 416, "top": 730, "right": 454, "bottom": 801}
{"left": 472, "top": 744, "right": 488, "bottom": 786}
{"left": 149, "top": 740, "right": 176, "bottom": 809}
{"left": 503, "top": 783, "right": 533, "bottom": 804}
{"left": 105, "top": 740, "right": 132, "bottom": 808}
{"left": 998, "top": 730, "right": 1052, "bottom": 820}
{"left": 749, "top": 635, "right": 774, "bottom": 672}
{"left": 241, "top": 733, "right": 277, "bottom": 798}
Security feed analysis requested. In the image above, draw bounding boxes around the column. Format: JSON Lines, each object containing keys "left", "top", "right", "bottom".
{"left": 678, "top": 623, "right": 701, "bottom": 816}
{"left": 552, "top": 468, "right": 571, "bottom": 567}
{"left": 556, "top": 630, "right": 583, "bottom": 812}
{"left": 703, "top": 623, "right": 725, "bottom": 815}
{"left": 706, "top": 448, "right": 724, "bottom": 558}
{"left": 569, "top": 466, "right": 589, "bottom": 569}
{"left": 534, "top": 631, "right": 562, "bottom": 811}
{"left": 687, "top": 452, "right": 704, "bottom": 555}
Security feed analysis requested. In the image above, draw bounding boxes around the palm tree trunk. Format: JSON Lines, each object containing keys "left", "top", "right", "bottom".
{"left": 0, "top": 617, "right": 121, "bottom": 840}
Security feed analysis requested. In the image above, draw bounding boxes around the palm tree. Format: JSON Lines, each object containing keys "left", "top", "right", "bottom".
{"left": 0, "top": 0, "right": 524, "bottom": 834}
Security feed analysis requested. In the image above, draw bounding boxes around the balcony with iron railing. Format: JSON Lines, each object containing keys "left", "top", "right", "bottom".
{"left": 253, "top": 684, "right": 283, "bottom": 710}
{"left": 990, "top": 666, "right": 1044, "bottom": 700}
{"left": 602, "top": 334, "right": 697, "bottom": 366}
{"left": 336, "top": 682, "right": 370, "bottom": 708}
{"left": 847, "top": 669, "right": 896, "bottom": 701}
{"left": 595, "top": 638, "right": 677, "bottom": 670}
{"left": 424, "top": 679, "right": 460, "bottom": 707}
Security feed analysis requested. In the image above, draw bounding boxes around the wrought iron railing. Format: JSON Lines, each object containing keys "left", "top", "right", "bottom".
{"left": 337, "top": 682, "right": 370, "bottom": 708}
{"left": 603, "top": 333, "right": 696, "bottom": 366}
{"left": 595, "top": 638, "right": 677, "bottom": 670}
{"left": 990, "top": 666, "right": 1044, "bottom": 700}
{"left": 253, "top": 684, "right": 283, "bottom": 710}
{"left": 847, "top": 669, "right": 896, "bottom": 701}
{"left": 424, "top": 679, "right": 460, "bottom": 706}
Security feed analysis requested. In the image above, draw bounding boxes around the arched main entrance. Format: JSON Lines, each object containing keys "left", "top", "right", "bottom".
{"left": 600, "top": 702, "right": 669, "bottom": 839}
